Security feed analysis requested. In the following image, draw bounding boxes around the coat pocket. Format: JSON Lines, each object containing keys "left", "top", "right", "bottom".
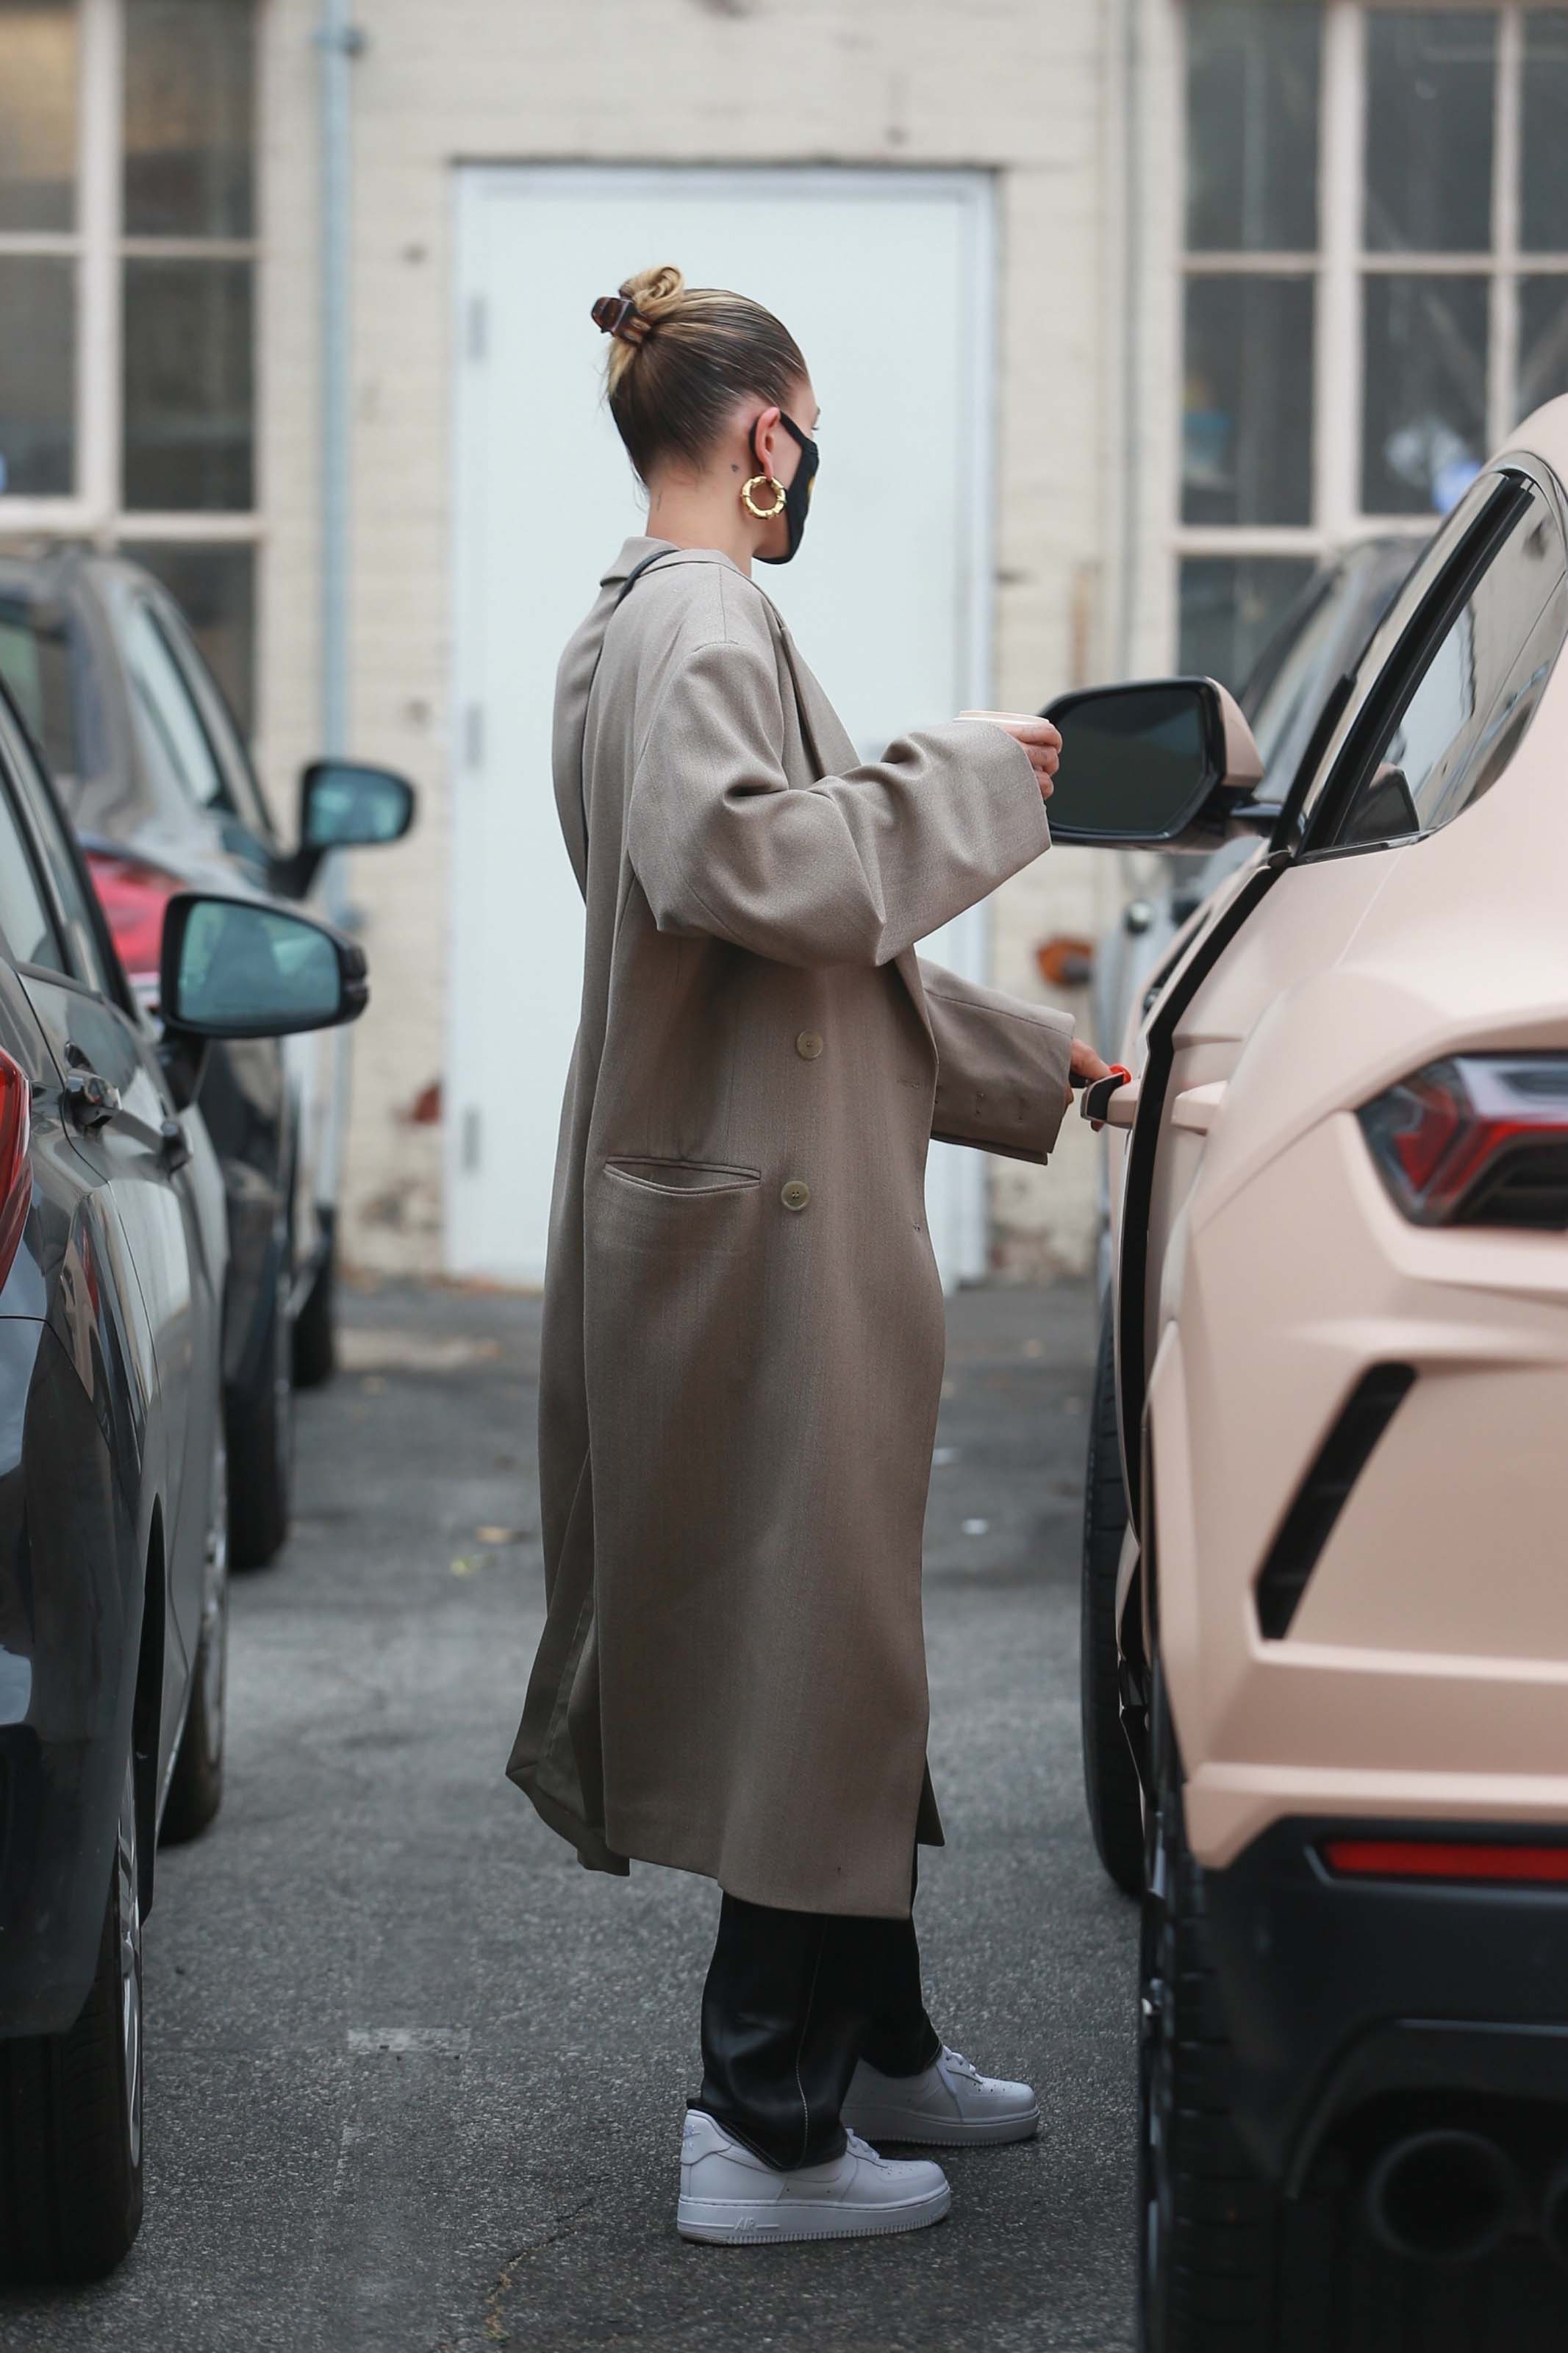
{"left": 594, "top": 1157, "right": 765, "bottom": 1275}
{"left": 602, "top": 1157, "right": 760, "bottom": 1198}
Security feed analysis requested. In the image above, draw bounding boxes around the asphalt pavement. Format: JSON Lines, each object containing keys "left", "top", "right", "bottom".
{"left": 0, "top": 1275, "right": 1138, "bottom": 2353}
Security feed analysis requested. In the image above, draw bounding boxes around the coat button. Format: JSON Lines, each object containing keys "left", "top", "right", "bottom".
{"left": 781, "top": 1179, "right": 811, "bottom": 1212}
{"left": 795, "top": 1032, "right": 824, "bottom": 1060}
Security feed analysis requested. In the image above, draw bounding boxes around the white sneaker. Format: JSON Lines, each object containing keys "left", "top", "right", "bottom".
{"left": 676, "top": 2109, "right": 951, "bottom": 2244}
{"left": 841, "top": 2045, "right": 1041, "bottom": 2148}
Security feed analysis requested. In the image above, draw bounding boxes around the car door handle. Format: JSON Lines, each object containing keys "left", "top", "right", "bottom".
{"left": 63, "top": 1069, "right": 121, "bottom": 1133}
{"left": 1171, "top": 1081, "right": 1228, "bottom": 1135}
{"left": 1081, "top": 1067, "right": 1138, "bottom": 1131}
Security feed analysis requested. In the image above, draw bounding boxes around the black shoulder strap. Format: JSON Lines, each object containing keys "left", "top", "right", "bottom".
{"left": 576, "top": 551, "right": 678, "bottom": 861}
{"left": 615, "top": 549, "right": 673, "bottom": 608}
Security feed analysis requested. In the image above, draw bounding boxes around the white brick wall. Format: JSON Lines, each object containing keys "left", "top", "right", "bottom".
{"left": 258, "top": 0, "right": 1154, "bottom": 1281}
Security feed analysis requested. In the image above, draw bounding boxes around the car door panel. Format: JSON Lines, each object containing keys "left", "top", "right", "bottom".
{"left": 25, "top": 693, "right": 226, "bottom": 1660}
{"left": 22, "top": 976, "right": 193, "bottom": 1415}
{"left": 0, "top": 960, "right": 168, "bottom": 1802}
{"left": 1105, "top": 854, "right": 1266, "bottom": 1281}
{"left": 1121, "top": 460, "right": 1568, "bottom": 1805}
{"left": 0, "top": 700, "right": 222, "bottom": 1708}
{"left": 1121, "top": 474, "right": 1544, "bottom": 1461}
{"left": 17, "top": 976, "right": 196, "bottom": 1699}
{"left": 1134, "top": 848, "right": 1397, "bottom": 1393}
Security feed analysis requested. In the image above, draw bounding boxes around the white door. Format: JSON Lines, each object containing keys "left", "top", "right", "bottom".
{"left": 450, "top": 165, "right": 998, "bottom": 1286}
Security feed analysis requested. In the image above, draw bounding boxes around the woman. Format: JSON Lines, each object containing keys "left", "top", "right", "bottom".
{"left": 506, "top": 264, "right": 1109, "bottom": 2246}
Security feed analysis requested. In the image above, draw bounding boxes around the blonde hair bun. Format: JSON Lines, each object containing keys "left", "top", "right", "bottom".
{"left": 591, "top": 267, "right": 808, "bottom": 485}
{"left": 622, "top": 263, "right": 684, "bottom": 321}
{"left": 591, "top": 265, "right": 687, "bottom": 393}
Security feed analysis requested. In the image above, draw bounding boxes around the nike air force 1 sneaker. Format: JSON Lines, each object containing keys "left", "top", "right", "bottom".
{"left": 676, "top": 2108, "right": 951, "bottom": 2244}
{"left": 841, "top": 2045, "right": 1040, "bottom": 2148}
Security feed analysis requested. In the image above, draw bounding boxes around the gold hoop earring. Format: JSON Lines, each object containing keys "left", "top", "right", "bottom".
{"left": 741, "top": 474, "right": 787, "bottom": 520}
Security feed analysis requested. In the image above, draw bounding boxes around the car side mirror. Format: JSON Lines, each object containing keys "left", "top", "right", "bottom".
{"left": 1038, "top": 677, "right": 1270, "bottom": 851}
{"left": 301, "top": 758, "right": 415, "bottom": 851}
{"left": 276, "top": 759, "right": 416, "bottom": 896}
{"left": 160, "top": 892, "right": 368, "bottom": 1043}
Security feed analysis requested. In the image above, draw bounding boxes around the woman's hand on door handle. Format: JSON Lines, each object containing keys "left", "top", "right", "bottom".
{"left": 1067, "top": 1037, "right": 1112, "bottom": 1115}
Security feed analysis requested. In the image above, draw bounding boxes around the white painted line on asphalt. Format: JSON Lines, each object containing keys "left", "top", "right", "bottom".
{"left": 340, "top": 1329, "right": 504, "bottom": 1374}
{"left": 347, "top": 2027, "right": 472, "bottom": 2056}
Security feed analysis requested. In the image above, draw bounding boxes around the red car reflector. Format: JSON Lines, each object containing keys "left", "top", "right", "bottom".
{"left": 1323, "top": 1838, "right": 1568, "bottom": 1886}
{"left": 0, "top": 1050, "right": 32, "bottom": 1293}
{"left": 1358, "top": 1054, "right": 1568, "bottom": 1227}
{"left": 83, "top": 846, "right": 182, "bottom": 990}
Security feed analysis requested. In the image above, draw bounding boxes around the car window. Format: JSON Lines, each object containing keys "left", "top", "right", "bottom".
{"left": 1331, "top": 484, "right": 1567, "bottom": 850}
{"left": 151, "top": 597, "right": 276, "bottom": 841}
{"left": 0, "top": 721, "right": 68, "bottom": 975}
{"left": 1289, "top": 474, "right": 1508, "bottom": 843}
{"left": 1247, "top": 574, "right": 1353, "bottom": 778}
{"left": 0, "top": 599, "right": 78, "bottom": 783}
{"left": 123, "top": 596, "right": 229, "bottom": 812}
{"left": 2, "top": 708, "right": 120, "bottom": 998}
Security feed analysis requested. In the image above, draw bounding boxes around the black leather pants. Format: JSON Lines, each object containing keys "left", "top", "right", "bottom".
{"left": 692, "top": 1874, "right": 942, "bottom": 2171}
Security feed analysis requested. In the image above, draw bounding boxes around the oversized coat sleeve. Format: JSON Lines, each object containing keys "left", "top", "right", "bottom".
{"left": 625, "top": 626, "right": 1052, "bottom": 970}
{"left": 919, "top": 960, "right": 1076, "bottom": 1164}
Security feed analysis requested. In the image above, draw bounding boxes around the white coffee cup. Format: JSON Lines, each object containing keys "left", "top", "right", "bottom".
{"left": 956, "top": 708, "right": 1049, "bottom": 726}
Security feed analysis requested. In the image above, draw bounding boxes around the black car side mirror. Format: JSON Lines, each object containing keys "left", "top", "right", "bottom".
{"left": 275, "top": 759, "right": 416, "bottom": 896}
{"left": 157, "top": 893, "right": 368, "bottom": 1106}
{"left": 1039, "top": 677, "right": 1270, "bottom": 851}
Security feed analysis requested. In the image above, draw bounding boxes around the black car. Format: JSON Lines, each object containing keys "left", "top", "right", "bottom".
{"left": 0, "top": 678, "right": 370, "bottom": 2281}
{"left": 0, "top": 549, "right": 414, "bottom": 1565}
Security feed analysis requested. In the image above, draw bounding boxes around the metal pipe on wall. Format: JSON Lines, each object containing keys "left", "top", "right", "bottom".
{"left": 318, "top": 0, "right": 359, "bottom": 772}
{"left": 1112, "top": 0, "right": 1148, "bottom": 925}
{"left": 315, "top": 0, "right": 364, "bottom": 1205}
{"left": 1117, "top": 0, "right": 1144, "bottom": 681}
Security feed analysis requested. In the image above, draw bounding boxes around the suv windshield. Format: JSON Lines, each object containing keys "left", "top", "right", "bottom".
{"left": 1246, "top": 582, "right": 1349, "bottom": 775}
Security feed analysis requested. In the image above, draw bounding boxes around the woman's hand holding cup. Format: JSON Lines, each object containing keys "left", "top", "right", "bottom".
{"left": 958, "top": 710, "right": 1062, "bottom": 800}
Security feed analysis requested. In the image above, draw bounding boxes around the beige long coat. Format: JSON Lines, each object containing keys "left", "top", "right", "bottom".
{"left": 506, "top": 538, "right": 1075, "bottom": 1917}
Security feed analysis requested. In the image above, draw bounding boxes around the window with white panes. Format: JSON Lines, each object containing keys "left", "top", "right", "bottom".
{"left": 0, "top": 0, "right": 257, "bottom": 725}
{"left": 1178, "top": 1, "right": 1568, "bottom": 691}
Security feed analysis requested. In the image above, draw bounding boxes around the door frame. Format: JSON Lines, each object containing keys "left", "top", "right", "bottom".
{"left": 448, "top": 162, "right": 1000, "bottom": 1285}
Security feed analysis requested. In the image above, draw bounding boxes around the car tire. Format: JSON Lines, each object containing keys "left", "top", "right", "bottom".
{"left": 1081, "top": 1297, "right": 1145, "bottom": 1896}
{"left": 161, "top": 1438, "right": 229, "bottom": 1844}
{"left": 0, "top": 1756, "right": 144, "bottom": 2282}
{"left": 1139, "top": 1654, "right": 1279, "bottom": 2352}
{"left": 292, "top": 1218, "right": 337, "bottom": 1390}
{"left": 227, "top": 1253, "right": 293, "bottom": 1571}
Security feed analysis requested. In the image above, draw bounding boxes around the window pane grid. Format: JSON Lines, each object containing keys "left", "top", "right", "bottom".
{"left": 0, "top": 0, "right": 260, "bottom": 540}
{"left": 1184, "top": 253, "right": 1568, "bottom": 276}
{"left": 118, "top": 235, "right": 257, "bottom": 259}
{"left": 1177, "top": 1, "right": 1568, "bottom": 675}
{"left": 0, "top": 0, "right": 79, "bottom": 234}
{"left": 0, "top": 0, "right": 260, "bottom": 727}
{"left": 0, "top": 230, "right": 82, "bottom": 254}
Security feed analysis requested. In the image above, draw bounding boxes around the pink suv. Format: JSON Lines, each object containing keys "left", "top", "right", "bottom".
{"left": 1053, "top": 396, "right": 1568, "bottom": 2348}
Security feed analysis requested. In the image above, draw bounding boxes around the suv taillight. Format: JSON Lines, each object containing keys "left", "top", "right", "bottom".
{"left": 1358, "top": 1056, "right": 1568, "bottom": 1229}
{"left": 0, "top": 1051, "right": 32, "bottom": 1290}
{"left": 82, "top": 847, "right": 182, "bottom": 991}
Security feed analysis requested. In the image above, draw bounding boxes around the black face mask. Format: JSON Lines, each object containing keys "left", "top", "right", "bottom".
{"left": 753, "top": 412, "right": 819, "bottom": 565}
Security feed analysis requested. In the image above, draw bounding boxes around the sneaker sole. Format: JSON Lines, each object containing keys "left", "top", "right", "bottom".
{"left": 839, "top": 2105, "right": 1041, "bottom": 2149}
{"left": 676, "top": 2182, "right": 951, "bottom": 2245}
